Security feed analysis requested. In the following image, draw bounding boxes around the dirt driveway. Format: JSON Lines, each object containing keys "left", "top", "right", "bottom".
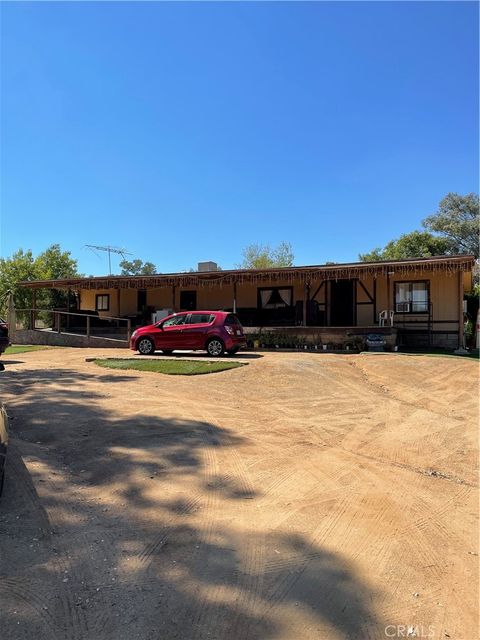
{"left": 0, "top": 348, "right": 478, "bottom": 640}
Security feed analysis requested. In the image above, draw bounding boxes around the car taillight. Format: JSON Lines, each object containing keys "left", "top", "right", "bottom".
{"left": 225, "top": 326, "right": 234, "bottom": 335}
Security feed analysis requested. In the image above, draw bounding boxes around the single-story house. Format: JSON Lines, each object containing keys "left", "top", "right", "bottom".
{"left": 17, "top": 254, "right": 475, "bottom": 349}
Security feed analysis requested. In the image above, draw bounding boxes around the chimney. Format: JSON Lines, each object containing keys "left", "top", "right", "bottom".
{"left": 197, "top": 261, "right": 218, "bottom": 272}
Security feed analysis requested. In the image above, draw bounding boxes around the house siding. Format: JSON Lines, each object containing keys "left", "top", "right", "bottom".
{"left": 78, "top": 271, "right": 465, "bottom": 335}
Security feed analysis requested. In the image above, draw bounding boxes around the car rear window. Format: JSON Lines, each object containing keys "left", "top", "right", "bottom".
{"left": 187, "top": 313, "right": 214, "bottom": 324}
{"left": 224, "top": 314, "right": 241, "bottom": 326}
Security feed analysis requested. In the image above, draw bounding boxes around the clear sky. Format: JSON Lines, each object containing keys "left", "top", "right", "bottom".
{"left": 0, "top": 1, "right": 478, "bottom": 276}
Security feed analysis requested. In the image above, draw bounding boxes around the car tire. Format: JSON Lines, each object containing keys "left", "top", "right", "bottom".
{"left": 137, "top": 337, "right": 155, "bottom": 355}
{"left": 206, "top": 337, "right": 225, "bottom": 357}
{"left": 161, "top": 349, "right": 173, "bottom": 355}
{"left": 226, "top": 348, "right": 239, "bottom": 356}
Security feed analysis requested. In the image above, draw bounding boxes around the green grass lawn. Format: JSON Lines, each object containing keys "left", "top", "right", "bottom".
{"left": 94, "top": 358, "right": 245, "bottom": 375}
{"left": 3, "top": 345, "right": 57, "bottom": 354}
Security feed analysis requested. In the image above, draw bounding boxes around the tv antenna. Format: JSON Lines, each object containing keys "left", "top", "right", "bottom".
{"left": 85, "top": 245, "right": 132, "bottom": 275}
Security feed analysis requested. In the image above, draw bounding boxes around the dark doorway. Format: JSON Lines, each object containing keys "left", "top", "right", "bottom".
{"left": 330, "top": 280, "right": 355, "bottom": 326}
{"left": 180, "top": 290, "right": 197, "bottom": 311}
{"left": 137, "top": 289, "right": 147, "bottom": 312}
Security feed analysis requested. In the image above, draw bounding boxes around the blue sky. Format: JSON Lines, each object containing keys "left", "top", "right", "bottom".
{"left": 1, "top": 1, "right": 478, "bottom": 275}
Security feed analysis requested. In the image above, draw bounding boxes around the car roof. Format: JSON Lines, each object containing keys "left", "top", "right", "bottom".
{"left": 174, "top": 310, "right": 229, "bottom": 315}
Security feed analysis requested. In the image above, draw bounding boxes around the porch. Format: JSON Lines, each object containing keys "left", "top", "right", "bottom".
{"left": 242, "top": 325, "right": 398, "bottom": 351}
{"left": 15, "top": 255, "right": 474, "bottom": 350}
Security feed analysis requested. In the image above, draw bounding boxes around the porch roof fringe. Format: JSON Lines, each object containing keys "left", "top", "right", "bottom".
{"left": 18, "top": 255, "right": 476, "bottom": 291}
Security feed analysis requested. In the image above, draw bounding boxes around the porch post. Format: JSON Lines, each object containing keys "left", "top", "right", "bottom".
{"left": 386, "top": 272, "right": 391, "bottom": 313}
{"left": 66, "top": 288, "right": 71, "bottom": 330}
{"left": 302, "top": 283, "right": 308, "bottom": 327}
{"left": 172, "top": 285, "right": 176, "bottom": 310}
{"left": 117, "top": 288, "right": 121, "bottom": 317}
{"left": 326, "top": 280, "right": 329, "bottom": 326}
{"left": 31, "top": 289, "right": 37, "bottom": 330}
{"left": 457, "top": 270, "right": 465, "bottom": 350}
{"left": 233, "top": 281, "right": 237, "bottom": 313}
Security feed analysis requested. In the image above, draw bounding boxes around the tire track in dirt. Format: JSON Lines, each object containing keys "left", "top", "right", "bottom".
{"left": 2, "top": 349, "right": 478, "bottom": 640}
{"left": 10, "top": 443, "right": 120, "bottom": 640}
{"left": 0, "top": 577, "right": 64, "bottom": 637}
{"left": 136, "top": 405, "right": 219, "bottom": 568}
{"left": 31, "top": 476, "right": 112, "bottom": 640}
{"left": 128, "top": 404, "right": 226, "bottom": 638}
{"left": 180, "top": 368, "right": 387, "bottom": 635}
{"left": 1, "top": 445, "right": 98, "bottom": 640}
{"left": 348, "top": 358, "right": 469, "bottom": 423}
{"left": 178, "top": 404, "right": 266, "bottom": 639}
{"left": 257, "top": 496, "right": 353, "bottom": 615}
{"left": 137, "top": 494, "right": 203, "bottom": 564}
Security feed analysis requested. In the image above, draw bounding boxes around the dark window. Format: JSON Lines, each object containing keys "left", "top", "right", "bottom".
{"left": 186, "top": 313, "right": 214, "bottom": 325}
{"left": 162, "top": 314, "right": 188, "bottom": 327}
{"left": 257, "top": 287, "right": 293, "bottom": 309}
{"left": 95, "top": 294, "right": 109, "bottom": 311}
{"left": 180, "top": 290, "right": 197, "bottom": 311}
{"left": 137, "top": 290, "right": 147, "bottom": 312}
{"left": 394, "top": 281, "right": 429, "bottom": 313}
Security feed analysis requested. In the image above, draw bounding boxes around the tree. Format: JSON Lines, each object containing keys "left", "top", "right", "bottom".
{"left": 0, "top": 244, "right": 80, "bottom": 312}
{"left": 35, "top": 244, "right": 79, "bottom": 279}
{"left": 0, "top": 249, "right": 38, "bottom": 311}
{"left": 423, "top": 192, "right": 479, "bottom": 258}
{"left": 360, "top": 193, "right": 479, "bottom": 263}
{"left": 359, "top": 231, "right": 451, "bottom": 262}
{"left": 36, "top": 244, "right": 80, "bottom": 308}
{"left": 119, "top": 259, "right": 157, "bottom": 275}
{"left": 239, "top": 241, "right": 294, "bottom": 269}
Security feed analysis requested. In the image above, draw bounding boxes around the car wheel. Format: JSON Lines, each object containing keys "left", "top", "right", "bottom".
{"left": 137, "top": 337, "right": 155, "bottom": 355}
{"left": 161, "top": 349, "right": 173, "bottom": 355}
{"left": 206, "top": 338, "right": 225, "bottom": 357}
{"left": 226, "top": 348, "right": 239, "bottom": 356}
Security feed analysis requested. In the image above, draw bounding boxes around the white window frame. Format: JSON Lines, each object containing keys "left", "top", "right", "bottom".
{"left": 394, "top": 281, "right": 429, "bottom": 313}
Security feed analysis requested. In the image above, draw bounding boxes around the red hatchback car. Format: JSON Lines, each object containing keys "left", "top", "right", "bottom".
{"left": 130, "top": 311, "right": 247, "bottom": 357}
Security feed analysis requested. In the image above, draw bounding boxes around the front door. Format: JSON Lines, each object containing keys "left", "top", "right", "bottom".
{"left": 154, "top": 314, "right": 189, "bottom": 349}
{"left": 330, "top": 280, "right": 355, "bottom": 326}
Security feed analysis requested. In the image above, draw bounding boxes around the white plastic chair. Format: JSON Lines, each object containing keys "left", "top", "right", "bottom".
{"left": 379, "top": 310, "right": 394, "bottom": 326}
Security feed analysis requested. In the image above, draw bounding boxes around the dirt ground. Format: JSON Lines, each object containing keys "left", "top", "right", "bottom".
{"left": 0, "top": 348, "right": 478, "bottom": 640}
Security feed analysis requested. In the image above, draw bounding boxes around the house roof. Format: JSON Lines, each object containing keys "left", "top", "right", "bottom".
{"left": 19, "top": 254, "right": 476, "bottom": 290}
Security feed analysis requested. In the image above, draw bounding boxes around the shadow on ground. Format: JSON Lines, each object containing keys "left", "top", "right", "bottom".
{"left": 148, "top": 350, "right": 264, "bottom": 360}
{"left": 0, "top": 364, "right": 383, "bottom": 640}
